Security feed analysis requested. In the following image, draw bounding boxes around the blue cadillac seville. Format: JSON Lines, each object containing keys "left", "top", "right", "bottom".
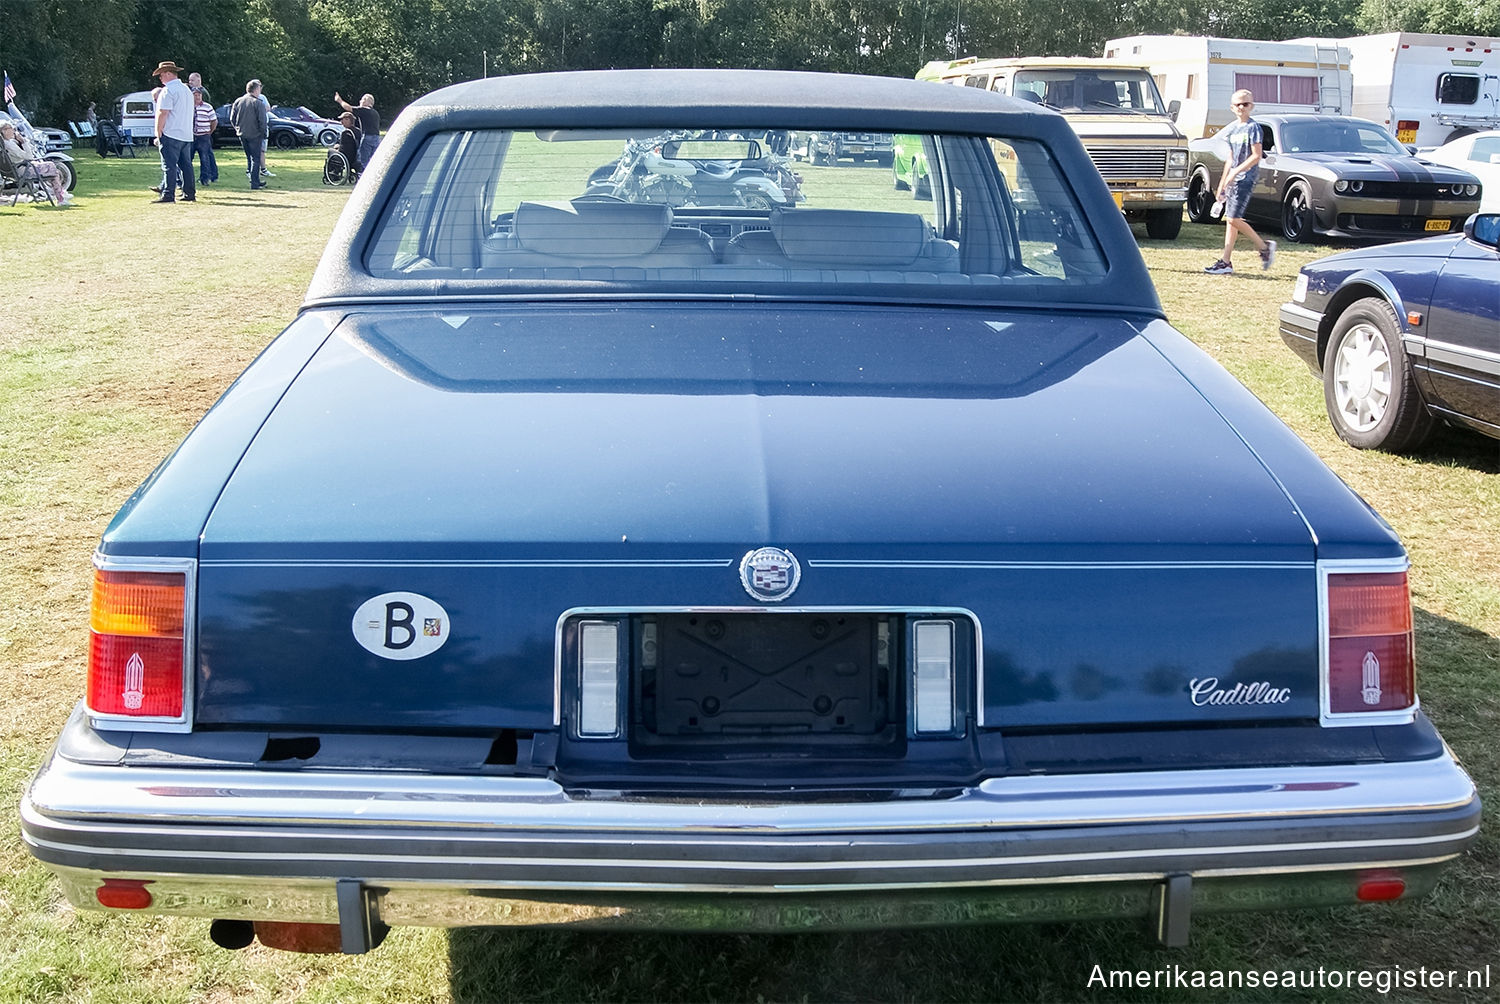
{"left": 20, "top": 70, "right": 1478, "bottom": 955}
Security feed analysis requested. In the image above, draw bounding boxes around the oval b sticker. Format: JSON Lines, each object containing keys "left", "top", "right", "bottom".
{"left": 352, "top": 592, "right": 450, "bottom": 660}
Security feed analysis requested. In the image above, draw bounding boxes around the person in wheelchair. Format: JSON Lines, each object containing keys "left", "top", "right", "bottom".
{"left": 322, "top": 112, "right": 362, "bottom": 185}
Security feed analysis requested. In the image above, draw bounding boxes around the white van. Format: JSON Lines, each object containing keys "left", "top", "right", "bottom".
{"left": 115, "top": 90, "right": 157, "bottom": 145}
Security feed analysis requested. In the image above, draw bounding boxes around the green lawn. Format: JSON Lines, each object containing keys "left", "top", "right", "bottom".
{"left": 0, "top": 149, "right": 1495, "bottom": 1003}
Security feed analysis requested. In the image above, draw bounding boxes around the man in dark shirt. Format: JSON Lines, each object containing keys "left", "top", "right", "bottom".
{"left": 335, "top": 91, "right": 380, "bottom": 169}
{"left": 230, "top": 79, "right": 269, "bottom": 190}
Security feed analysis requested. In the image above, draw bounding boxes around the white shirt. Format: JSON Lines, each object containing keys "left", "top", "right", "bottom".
{"left": 155, "top": 78, "right": 194, "bottom": 142}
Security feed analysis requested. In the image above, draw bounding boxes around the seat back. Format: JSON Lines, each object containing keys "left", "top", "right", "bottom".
{"left": 724, "top": 208, "right": 958, "bottom": 272}
{"left": 481, "top": 200, "right": 715, "bottom": 270}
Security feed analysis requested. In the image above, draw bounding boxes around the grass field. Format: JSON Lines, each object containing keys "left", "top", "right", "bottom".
{"left": 1, "top": 147, "right": 1496, "bottom": 1003}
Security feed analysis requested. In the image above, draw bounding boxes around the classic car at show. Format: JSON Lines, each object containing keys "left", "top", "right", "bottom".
{"left": 20, "top": 70, "right": 1478, "bottom": 957}
{"left": 1187, "top": 113, "right": 1482, "bottom": 241}
{"left": 1279, "top": 213, "right": 1500, "bottom": 450}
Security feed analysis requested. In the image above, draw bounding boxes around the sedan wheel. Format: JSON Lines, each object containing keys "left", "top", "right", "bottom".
{"left": 273, "top": 131, "right": 297, "bottom": 150}
{"left": 1281, "top": 183, "right": 1314, "bottom": 242}
{"left": 1323, "top": 298, "right": 1434, "bottom": 452}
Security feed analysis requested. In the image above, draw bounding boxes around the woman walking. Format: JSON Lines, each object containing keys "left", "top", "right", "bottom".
{"left": 1204, "top": 90, "right": 1276, "bottom": 275}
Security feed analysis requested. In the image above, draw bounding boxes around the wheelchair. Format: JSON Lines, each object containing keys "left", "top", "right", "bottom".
{"left": 322, "top": 148, "right": 358, "bottom": 186}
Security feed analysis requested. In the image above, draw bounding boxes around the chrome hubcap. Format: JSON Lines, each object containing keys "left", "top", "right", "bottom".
{"left": 1332, "top": 323, "right": 1392, "bottom": 432}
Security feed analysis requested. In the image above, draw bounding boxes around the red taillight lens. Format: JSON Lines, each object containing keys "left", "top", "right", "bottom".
{"left": 1327, "top": 572, "right": 1415, "bottom": 715}
{"left": 87, "top": 568, "right": 186, "bottom": 720}
{"left": 96, "top": 878, "right": 153, "bottom": 909}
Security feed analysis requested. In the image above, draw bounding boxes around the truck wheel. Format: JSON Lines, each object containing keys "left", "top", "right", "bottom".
{"left": 1144, "top": 207, "right": 1183, "bottom": 240}
{"left": 1281, "top": 182, "right": 1315, "bottom": 242}
{"left": 1445, "top": 127, "right": 1476, "bottom": 144}
{"left": 1323, "top": 297, "right": 1434, "bottom": 452}
{"left": 1186, "top": 171, "right": 1215, "bottom": 224}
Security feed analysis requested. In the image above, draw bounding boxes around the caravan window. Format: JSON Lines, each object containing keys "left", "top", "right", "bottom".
{"left": 1233, "top": 73, "right": 1316, "bottom": 105}
{"left": 1437, "top": 74, "right": 1480, "bottom": 105}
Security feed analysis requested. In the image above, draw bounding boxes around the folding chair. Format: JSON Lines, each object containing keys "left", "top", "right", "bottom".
{"left": 98, "top": 121, "right": 135, "bottom": 158}
{"left": 0, "top": 143, "right": 57, "bottom": 206}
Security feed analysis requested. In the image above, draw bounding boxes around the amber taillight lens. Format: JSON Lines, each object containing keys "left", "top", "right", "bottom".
{"left": 1327, "top": 571, "right": 1414, "bottom": 715}
{"left": 87, "top": 569, "right": 186, "bottom": 719}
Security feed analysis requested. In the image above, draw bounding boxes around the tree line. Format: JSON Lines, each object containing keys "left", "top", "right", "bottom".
{"left": 2, "top": 0, "right": 1494, "bottom": 124}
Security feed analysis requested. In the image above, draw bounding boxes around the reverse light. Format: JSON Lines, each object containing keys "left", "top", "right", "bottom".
{"left": 1292, "top": 272, "right": 1310, "bottom": 303}
{"left": 1324, "top": 569, "right": 1415, "bottom": 720}
{"left": 86, "top": 561, "right": 193, "bottom": 727}
{"left": 577, "top": 621, "right": 621, "bottom": 738}
{"left": 912, "top": 620, "right": 956, "bottom": 734}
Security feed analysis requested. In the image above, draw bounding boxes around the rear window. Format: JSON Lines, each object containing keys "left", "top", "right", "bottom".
{"left": 1437, "top": 73, "right": 1480, "bottom": 105}
{"left": 364, "top": 128, "right": 1108, "bottom": 296}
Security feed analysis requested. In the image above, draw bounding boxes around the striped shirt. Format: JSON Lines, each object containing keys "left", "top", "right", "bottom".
{"left": 193, "top": 102, "right": 218, "bottom": 136}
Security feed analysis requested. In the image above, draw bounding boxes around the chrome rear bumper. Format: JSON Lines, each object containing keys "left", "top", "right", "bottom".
{"left": 21, "top": 722, "right": 1479, "bottom": 944}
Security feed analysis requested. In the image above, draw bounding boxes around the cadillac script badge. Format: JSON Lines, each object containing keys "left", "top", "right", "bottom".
{"left": 739, "top": 547, "right": 801, "bottom": 602}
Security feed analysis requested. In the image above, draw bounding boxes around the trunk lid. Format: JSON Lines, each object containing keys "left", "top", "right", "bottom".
{"left": 193, "top": 304, "right": 1323, "bottom": 731}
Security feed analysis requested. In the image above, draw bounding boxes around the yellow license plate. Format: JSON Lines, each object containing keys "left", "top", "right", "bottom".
{"left": 1397, "top": 128, "right": 1417, "bottom": 144}
{"left": 1112, "top": 191, "right": 1125, "bottom": 209}
{"left": 1425, "top": 219, "right": 1451, "bottom": 232}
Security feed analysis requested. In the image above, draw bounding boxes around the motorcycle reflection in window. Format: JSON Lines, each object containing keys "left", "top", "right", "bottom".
{"left": 583, "top": 131, "right": 804, "bottom": 209}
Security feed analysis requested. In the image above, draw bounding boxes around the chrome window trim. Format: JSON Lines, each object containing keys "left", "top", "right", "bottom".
{"left": 553, "top": 606, "right": 984, "bottom": 727}
{"left": 1317, "top": 556, "right": 1418, "bottom": 728}
{"left": 87, "top": 552, "right": 197, "bottom": 734}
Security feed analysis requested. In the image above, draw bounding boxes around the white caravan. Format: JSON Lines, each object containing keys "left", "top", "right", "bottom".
{"left": 1296, "top": 33, "right": 1500, "bottom": 147}
{"left": 115, "top": 90, "right": 158, "bottom": 144}
{"left": 1106, "top": 35, "right": 1351, "bottom": 138}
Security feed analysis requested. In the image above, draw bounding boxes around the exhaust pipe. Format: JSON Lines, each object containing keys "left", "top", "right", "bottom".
{"left": 209, "top": 918, "right": 255, "bottom": 950}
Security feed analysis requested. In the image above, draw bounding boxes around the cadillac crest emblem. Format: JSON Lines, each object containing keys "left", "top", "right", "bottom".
{"left": 739, "top": 546, "right": 801, "bottom": 602}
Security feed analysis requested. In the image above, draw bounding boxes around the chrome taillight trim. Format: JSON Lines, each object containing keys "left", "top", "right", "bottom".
{"left": 87, "top": 552, "right": 197, "bottom": 734}
{"left": 1317, "top": 557, "right": 1419, "bottom": 728}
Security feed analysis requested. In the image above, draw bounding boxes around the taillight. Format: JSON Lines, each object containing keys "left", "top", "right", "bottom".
{"left": 87, "top": 562, "right": 192, "bottom": 726}
{"left": 1324, "top": 568, "right": 1415, "bottom": 721}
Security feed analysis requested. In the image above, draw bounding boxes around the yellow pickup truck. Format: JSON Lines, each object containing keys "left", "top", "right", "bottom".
{"left": 917, "top": 57, "right": 1190, "bottom": 239}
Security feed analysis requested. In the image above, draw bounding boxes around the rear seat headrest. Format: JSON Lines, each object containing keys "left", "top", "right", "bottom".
{"left": 515, "top": 200, "right": 672, "bottom": 257}
{"left": 771, "top": 209, "right": 929, "bottom": 265}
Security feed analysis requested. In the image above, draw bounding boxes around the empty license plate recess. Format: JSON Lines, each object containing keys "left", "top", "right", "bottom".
{"left": 634, "top": 613, "right": 903, "bottom": 752}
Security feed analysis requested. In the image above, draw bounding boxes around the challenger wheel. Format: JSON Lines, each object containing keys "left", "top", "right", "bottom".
{"left": 1186, "top": 170, "right": 1214, "bottom": 224}
{"left": 1323, "top": 297, "right": 1434, "bottom": 452}
{"left": 1281, "top": 182, "right": 1315, "bottom": 242}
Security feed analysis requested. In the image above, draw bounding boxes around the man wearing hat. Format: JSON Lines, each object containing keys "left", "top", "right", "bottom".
{"left": 150, "top": 60, "right": 195, "bottom": 204}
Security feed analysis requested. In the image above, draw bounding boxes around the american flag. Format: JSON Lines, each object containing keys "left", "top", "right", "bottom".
{"left": 3, "top": 71, "right": 14, "bottom": 105}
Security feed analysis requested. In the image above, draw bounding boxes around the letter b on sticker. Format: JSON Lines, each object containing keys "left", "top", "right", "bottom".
{"left": 353, "top": 592, "right": 449, "bottom": 660}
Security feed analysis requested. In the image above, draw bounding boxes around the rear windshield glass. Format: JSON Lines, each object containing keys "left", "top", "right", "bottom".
{"left": 364, "top": 128, "right": 1109, "bottom": 295}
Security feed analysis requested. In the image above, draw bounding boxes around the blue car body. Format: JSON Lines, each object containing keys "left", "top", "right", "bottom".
{"left": 1280, "top": 214, "right": 1500, "bottom": 447}
{"left": 22, "top": 70, "right": 1478, "bottom": 955}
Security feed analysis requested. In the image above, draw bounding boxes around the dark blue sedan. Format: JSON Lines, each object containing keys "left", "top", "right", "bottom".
{"left": 1280, "top": 214, "right": 1500, "bottom": 451}
{"left": 21, "top": 70, "right": 1478, "bottom": 957}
